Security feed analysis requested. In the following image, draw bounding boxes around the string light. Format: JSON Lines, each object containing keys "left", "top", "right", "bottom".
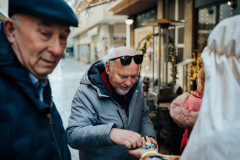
{"left": 169, "top": 45, "right": 178, "bottom": 84}
{"left": 189, "top": 50, "right": 203, "bottom": 90}
{"left": 227, "top": 1, "right": 233, "bottom": 6}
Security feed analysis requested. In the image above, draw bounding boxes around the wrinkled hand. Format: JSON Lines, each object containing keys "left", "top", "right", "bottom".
{"left": 110, "top": 128, "right": 142, "bottom": 148}
{"left": 147, "top": 137, "right": 158, "bottom": 150}
{"left": 128, "top": 136, "right": 155, "bottom": 158}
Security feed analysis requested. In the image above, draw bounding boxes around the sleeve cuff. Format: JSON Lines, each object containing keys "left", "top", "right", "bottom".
{"left": 141, "top": 150, "right": 158, "bottom": 158}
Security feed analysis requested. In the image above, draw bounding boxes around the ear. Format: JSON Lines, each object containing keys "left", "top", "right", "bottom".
{"left": 3, "top": 18, "right": 16, "bottom": 43}
{"left": 105, "top": 61, "right": 110, "bottom": 74}
{"left": 201, "top": 83, "right": 204, "bottom": 91}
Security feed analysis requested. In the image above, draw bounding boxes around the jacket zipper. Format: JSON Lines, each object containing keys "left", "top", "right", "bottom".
{"left": 117, "top": 110, "right": 125, "bottom": 129}
{"left": 47, "top": 101, "right": 62, "bottom": 160}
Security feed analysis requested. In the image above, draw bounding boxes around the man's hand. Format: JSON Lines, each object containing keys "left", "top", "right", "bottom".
{"left": 128, "top": 136, "right": 156, "bottom": 158}
{"left": 147, "top": 136, "right": 158, "bottom": 150}
{"left": 110, "top": 128, "right": 142, "bottom": 148}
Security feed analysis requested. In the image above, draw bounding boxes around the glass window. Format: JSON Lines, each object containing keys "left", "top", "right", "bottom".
{"left": 178, "top": 0, "right": 185, "bottom": 20}
{"left": 219, "top": 2, "right": 238, "bottom": 22}
{"left": 168, "top": 0, "right": 175, "bottom": 19}
{"left": 178, "top": 27, "right": 184, "bottom": 44}
{"left": 197, "top": 6, "right": 216, "bottom": 52}
{"left": 177, "top": 48, "right": 183, "bottom": 62}
{"left": 196, "top": 1, "right": 238, "bottom": 52}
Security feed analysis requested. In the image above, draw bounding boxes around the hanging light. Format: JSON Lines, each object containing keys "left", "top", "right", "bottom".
{"left": 227, "top": 1, "right": 232, "bottom": 6}
{"left": 125, "top": 18, "right": 134, "bottom": 25}
{"left": 125, "top": 0, "right": 134, "bottom": 25}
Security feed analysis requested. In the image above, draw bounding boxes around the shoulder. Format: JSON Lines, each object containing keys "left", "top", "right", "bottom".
{"left": 185, "top": 92, "right": 202, "bottom": 111}
{"left": 170, "top": 92, "right": 199, "bottom": 128}
{"left": 170, "top": 92, "right": 191, "bottom": 108}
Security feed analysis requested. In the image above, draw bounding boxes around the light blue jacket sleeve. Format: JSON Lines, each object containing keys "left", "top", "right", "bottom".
{"left": 66, "top": 88, "right": 115, "bottom": 150}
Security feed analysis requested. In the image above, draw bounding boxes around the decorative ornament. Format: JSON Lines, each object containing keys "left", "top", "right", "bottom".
{"left": 190, "top": 49, "right": 203, "bottom": 90}
{"left": 138, "top": 142, "right": 155, "bottom": 149}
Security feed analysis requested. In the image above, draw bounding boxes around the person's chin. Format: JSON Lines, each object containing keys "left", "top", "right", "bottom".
{"left": 115, "top": 88, "right": 130, "bottom": 95}
{"left": 35, "top": 68, "right": 53, "bottom": 79}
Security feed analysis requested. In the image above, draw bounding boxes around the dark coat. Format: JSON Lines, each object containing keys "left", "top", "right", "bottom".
{"left": 0, "top": 22, "right": 71, "bottom": 160}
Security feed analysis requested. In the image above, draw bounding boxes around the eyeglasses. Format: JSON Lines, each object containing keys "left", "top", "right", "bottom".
{"left": 109, "top": 54, "right": 143, "bottom": 66}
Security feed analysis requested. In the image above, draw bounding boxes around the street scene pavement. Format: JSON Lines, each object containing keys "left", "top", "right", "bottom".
{"left": 49, "top": 57, "right": 90, "bottom": 160}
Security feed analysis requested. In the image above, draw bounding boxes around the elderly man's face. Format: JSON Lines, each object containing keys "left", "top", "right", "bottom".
{"left": 5, "top": 14, "right": 69, "bottom": 79}
{"left": 106, "top": 50, "right": 140, "bottom": 95}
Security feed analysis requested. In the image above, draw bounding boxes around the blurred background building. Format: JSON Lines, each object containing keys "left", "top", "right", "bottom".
{"left": 65, "top": 0, "right": 239, "bottom": 100}
{"left": 1, "top": 0, "right": 239, "bottom": 99}
{"left": 0, "top": 0, "right": 8, "bottom": 21}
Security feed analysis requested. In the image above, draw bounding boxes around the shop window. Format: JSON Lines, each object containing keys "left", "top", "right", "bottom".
{"left": 196, "top": 1, "right": 238, "bottom": 52}
{"left": 219, "top": 2, "right": 238, "bottom": 21}
{"left": 134, "top": 8, "right": 157, "bottom": 29}
{"left": 197, "top": 6, "right": 216, "bottom": 52}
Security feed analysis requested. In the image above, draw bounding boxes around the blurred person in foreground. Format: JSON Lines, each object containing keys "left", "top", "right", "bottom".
{"left": 170, "top": 66, "right": 205, "bottom": 152}
{"left": 129, "top": 15, "right": 240, "bottom": 160}
{"left": 67, "top": 46, "right": 157, "bottom": 160}
{"left": 180, "top": 14, "right": 240, "bottom": 160}
{"left": 0, "top": 0, "right": 78, "bottom": 159}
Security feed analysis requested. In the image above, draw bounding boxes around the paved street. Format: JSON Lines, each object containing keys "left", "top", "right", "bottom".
{"left": 49, "top": 57, "right": 90, "bottom": 160}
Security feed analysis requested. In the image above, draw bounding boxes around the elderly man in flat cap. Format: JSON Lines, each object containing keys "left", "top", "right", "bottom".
{"left": 0, "top": 0, "right": 78, "bottom": 159}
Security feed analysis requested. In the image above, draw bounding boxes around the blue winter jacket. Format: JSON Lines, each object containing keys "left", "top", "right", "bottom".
{"left": 0, "top": 22, "right": 71, "bottom": 160}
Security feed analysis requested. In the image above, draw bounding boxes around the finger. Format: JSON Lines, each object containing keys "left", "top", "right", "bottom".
{"left": 128, "top": 132, "right": 142, "bottom": 148}
{"left": 150, "top": 138, "right": 158, "bottom": 149}
{"left": 130, "top": 139, "right": 137, "bottom": 148}
{"left": 136, "top": 138, "right": 142, "bottom": 148}
{"left": 130, "top": 131, "right": 142, "bottom": 140}
{"left": 124, "top": 140, "right": 132, "bottom": 148}
{"left": 125, "top": 135, "right": 138, "bottom": 148}
{"left": 134, "top": 134, "right": 143, "bottom": 147}
{"left": 149, "top": 137, "right": 157, "bottom": 145}
{"left": 145, "top": 136, "right": 151, "bottom": 143}
{"left": 142, "top": 137, "right": 146, "bottom": 143}
{"left": 148, "top": 137, "right": 158, "bottom": 149}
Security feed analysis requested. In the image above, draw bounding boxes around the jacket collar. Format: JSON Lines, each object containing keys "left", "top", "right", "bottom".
{"left": 83, "top": 60, "right": 139, "bottom": 100}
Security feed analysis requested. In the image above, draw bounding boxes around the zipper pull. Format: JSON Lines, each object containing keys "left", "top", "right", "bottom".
{"left": 47, "top": 114, "right": 54, "bottom": 125}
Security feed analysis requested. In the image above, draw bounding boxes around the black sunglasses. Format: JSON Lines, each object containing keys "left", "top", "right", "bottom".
{"left": 109, "top": 54, "right": 143, "bottom": 66}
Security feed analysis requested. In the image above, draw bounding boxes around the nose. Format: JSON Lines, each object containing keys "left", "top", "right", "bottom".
{"left": 48, "top": 37, "right": 65, "bottom": 57}
{"left": 124, "top": 77, "right": 132, "bottom": 87}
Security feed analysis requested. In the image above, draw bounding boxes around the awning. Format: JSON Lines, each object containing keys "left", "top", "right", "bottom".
{"left": 87, "top": 26, "right": 99, "bottom": 36}
{"left": 110, "top": 0, "right": 158, "bottom": 16}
